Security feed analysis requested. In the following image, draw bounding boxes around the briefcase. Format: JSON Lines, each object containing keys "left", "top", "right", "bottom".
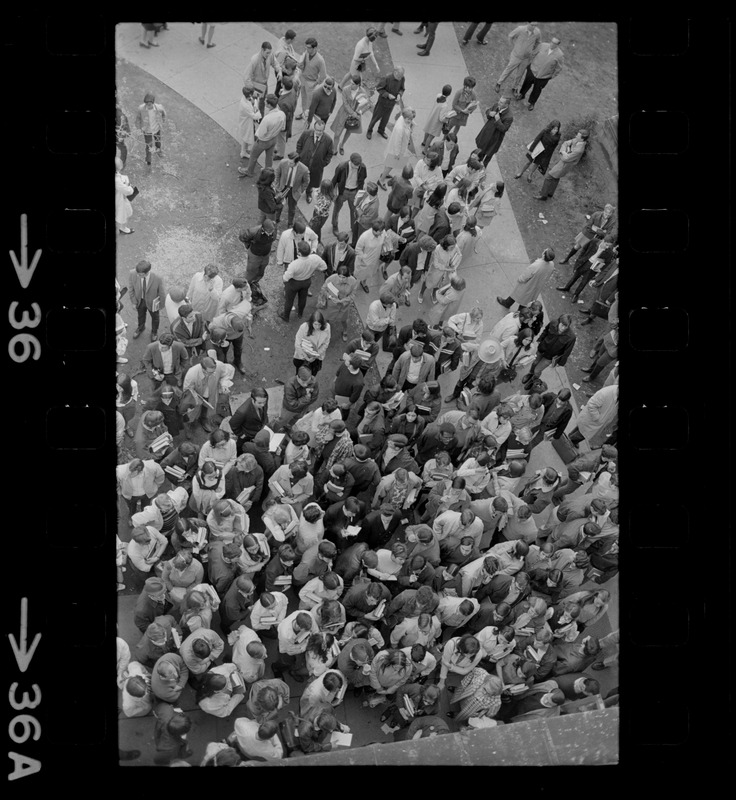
{"left": 551, "top": 433, "right": 578, "bottom": 464}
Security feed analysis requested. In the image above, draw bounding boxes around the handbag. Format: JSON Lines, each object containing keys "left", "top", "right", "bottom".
{"left": 344, "top": 115, "right": 360, "bottom": 129}
{"left": 129, "top": 186, "right": 139, "bottom": 202}
{"left": 498, "top": 346, "right": 522, "bottom": 383}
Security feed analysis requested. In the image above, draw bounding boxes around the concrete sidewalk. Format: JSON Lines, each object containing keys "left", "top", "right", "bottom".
{"left": 115, "top": 22, "right": 581, "bottom": 444}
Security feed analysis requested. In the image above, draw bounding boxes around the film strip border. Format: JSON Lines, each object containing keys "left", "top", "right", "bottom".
{"left": 4, "top": 16, "right": 731, "bottom": 783}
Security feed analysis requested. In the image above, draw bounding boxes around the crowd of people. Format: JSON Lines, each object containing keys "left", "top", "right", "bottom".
{"left": 115, "top": 21, "right": 619, "bottom": 766}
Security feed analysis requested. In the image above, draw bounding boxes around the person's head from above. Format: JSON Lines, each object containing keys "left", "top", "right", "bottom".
{"left": 265, "top": 93, "right": 279, "bottom": 109}
{"left": 545, "top": 568, "right": 563, "bottom": 589}
{"left": 146, "top": 622, "right": 168, "bottom": 648}
{"left": 296, "top": 366, "right": 313, "bottom": 387}
{"left": 125, "top": 675, "right": 148, "bottom": 698}
{"left": 457, "top": 535, "right": 475, "bottom": 557}
{"left": 364, "top": 580, "right": 384, "bottom": 607}
{"left": 135, "top": 260, "right": 152, "bottom": 277}
{"left": 167, "top": 713, "right": 192, "bottom": 738}
{"left": 550, "top": 36, "right": 562, "bottom": 50}
{"left": 290, "top": 428, "right": 311, "bottom": 448}
{"left": 402, "top": 107, "right": 416, "bottom": 122}
{"left": 365, "top": 25, "right": 378, "bottom": 40}
{"left": 576, "top": 129, "right": 590, "bottom": 141}
{"left": 498, "top": 96, "right": 511, "bottom": 110}
{"left": 481, "top": 555, "right": 499, "bottom": 577}
{"left": 155, "top": 657, "right": 180, "bottom": 683}
{"left": 235, "top": 575, "right": 254, "bottom": 599}
{"left": 528, "top": 393, "right": 543, "bottom": 411}
{"left": 313, "top": 119, "right": 326, "bottom": 138}
{"left": 593, "top": 589, "right": 610, "bottom": 608}
{"left": 450, "top": 275, "right": 466, "bottom": 292}
{"left": 185, "top": 589, "right": 208, "bottom": 612}
{"left": 289, "top": 459, "right": 309, "bottom": 482}
{"left": 192, "top": 639, "right": 212, "bottom": 660}
{"left": 306, "top": 308, "right": 326, "bottom": 334}
{"left": 408, "top": 342, "right": 425, "bottom": 362}
{"left": 450, "top": 476, "right": 466, "bottom": 492}
{"left": 403, "top": 403, "right": 419, "bottom": 424}
{"left": 246, "top": 641, "right": 268, "bottom": 661}
{"left": 257, "top": 167, "right": 276, "bottom": 189}
{"left": 378, "top": 290, "right": 395, "bottom": 310}
{"left": 322, "top": 75, "right": 335, "bottom": 94}
{"left": 460, "top": 509, "right": 476, "bottom": 528}
{"left": 350, "top": 640, "right": 373, "bottom": 666}
{"left": 349, "top": 151, "right": 364, "bottom": 168}
{"left": 463, "top": 76, "right": 477, "bottom": 90}
{"left": 132, "top": 525, "right": 153, "bottom": 547}
{"left": 513, "top": 541, "right": 530, "bottom": 560}
{"left": 323, "top": 671, "right": 344, "bottom": 694}
{"left": 171, "top": 547, "right": 192, "bottom": 570}
{"left": 438, "top": 422, "right": 455, "bottom": 445}
{"left": 542, "top": 247, "right": 556, "bottom": 262}
{"left": 583, "top": 637, "right": 600, "bottom": 656}
{"left": 242, "top": 534, "right": 261, "bottom": 557}
{"left": 458, "top": 633, "right": 480, "bottom": 656}
{"left": 208, "top": 428, "right": 231, "bottom": 451}
{"left": 260, "top": 41, "right": 272, "bottom": 56}
{"left": 379, "top": 502, "right": 395, "bottom": 523}
{"left": 199, "top": 356, "right": 217, "bottom": 378}
{"left": 427, "top": 184, "right": 447, "bottom": 207}
{"left": 556, "top": 313, "right": 572, "bottom": 334}
{"left": 353, "top": 443, "right": 370, "bottom": 462}
{"left": 257, "top": 720, "right": 280, "bottom": 741}
{"left": 278, "top": 543, "right": 296, "bottom": 567}
{"left": 222, "top": 543, "right": 242, "bottom": 563}
{"left": 371, "top": 218, "right": 385, "bottom": 235}
{"left": 424, "top": 380, "right": 441, "bottom": 400}
{"left": 392, "top": 65, "right": 405, "bottom": 81}
{"left": 492, "top": 602, "right": 511, "bottom": 624}
{"left": 317, "top": 540, "right": 337, "bottom": 562}
{"left": 242, "top": 82, "right": 256, "bottom": 99}
{"left": 143, "top": 92, "right": 156, "bottom": 108}
{"left": 361, "top": 550, "right": 379, "bottom": 570}
{"left": 257, "top": 686, "right": 280, "bottom": 712}
{"left": 293, "top": 612, "right": 314, "bottom": 635}
{"left": 391, "top": 542, "right": 407, "bottom": 564}
{"left": 314, "top": 708, "right": 338, "bottom": 733}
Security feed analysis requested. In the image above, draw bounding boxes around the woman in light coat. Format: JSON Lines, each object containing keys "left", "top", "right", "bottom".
{"left": 377, "top": 108, "right": 417, "bottom": 190}
{"left": 237, "top": 83, "right": 261, "bottom": 160}
{"left": 115, "top": 157, "right": 135, "bottom": 234}
{"left": 498, "top": 249, "right": 556, "bottom": 310}
{"left": 419, "top": 234, "right": 461, "bottom": 304}
{"left": 469, "top": 180, "right": 504, "bottom": 253}
{"left": 331, "top": 74, "right": 369, "bottom": 156}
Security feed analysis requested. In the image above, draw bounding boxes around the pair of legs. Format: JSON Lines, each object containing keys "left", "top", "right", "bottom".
{"left": 536, "top": 175, "right": 560, "bottom": 200}
{"left": 140, "top": 24, "right": 160, "bottom": 47}
{"left": 242, "top": 137, "right": 276, "bottom": 177}
{"left": 135, "top": 300, "right": 159, "bottom": 337}
{"left": 581, "top": 338, "right": 615, "bottom": 381}
{"left": 367, "top": 101, "right": 395, "bottom": 137}
{"left": 515, "top": 155, "right": 540, "bottom": 181}
{"left": 377, "top": 23, "right": 401, "bottom": 35}
{"left": 293, "top": 358, "right": 322, "bottom": 375}
{"left": 331, "top": 188, "right": 358, "bottom": 234}
{"left": 143, "top": 131, "right": 162, "bottom": 165}
{"left": 282, "top": 278, "right": 312, "bottom": 320}
{"left": 518, "top": 67, "right": 550, "bottom": 108}
{"left": 417, "top": 22, "right": 438, "bottom": 54}
{"left": 462, "top": 22, "right": 491, "bottom": 44}
{"left": 557, "top": 266, "right": 595, "bottom": 302}
{"left": 198, "top": 23, "right": 215, "bottom": 47}
{"left": 332, "top": 124, "right": 355, "bottom": 156}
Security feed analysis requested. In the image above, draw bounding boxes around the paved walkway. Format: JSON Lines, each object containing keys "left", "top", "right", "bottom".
{"left": 116, "top": 21, "right": 581, "bottom": 431}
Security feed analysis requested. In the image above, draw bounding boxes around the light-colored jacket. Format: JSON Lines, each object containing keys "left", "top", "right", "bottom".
{"left": 117, "top": 460, "right": 165, "bottom": 499}
{"left": 510, "top": 257, "right": 554, "bottom": 307}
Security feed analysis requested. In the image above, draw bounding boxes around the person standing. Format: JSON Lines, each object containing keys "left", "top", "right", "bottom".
{"left": 135, "top": 92, "right": 167, "bottom": 166}
{"left": 376, "top": 22, "right": 402, "bottom": 36}
{"left": 280, "top": 367, "right": 320, "bottom": 427}
{"left": 518, "top": 37, "right": 565, "bottom": 111}
{"left": 294, "top": 310, "right": 331, "bottom": 375}
{"left": 208, "top": 311, "right": 247, "bottom": 373}
{"left": 318, "top": 263, "right": 357, "bottom": 342}
{"left": 569, "top": 384, "right": 618, "bottom": 447}
{"left": 171, "top": 304, "right": 208, "bottom": 358}
{"left": 188, "top": 264, "right": 223, "bottom": 323}
{"left": 366, "top": 292, "right": 398, "bottom": 351}
{"left": 142, "top": 334, "right": 189, "bottom": 387}
{"left": 340, "top": 27, "right": 380, "bottom": 89}
{"left": 244, "top": 42, "right": 283, "bottom": 117}
{"left": 445, "top": 77, "right": 478, "bottom": 135}
{"left": 129, "top": 260, "right": 166, "bottom": 341}
{"left": 296, "top": 120, "right": 334, "bottom": 202}
{"left": 115, "top": 94, "right": 131, "bottom": 167}
{"left": 281, "top": 240, "right": 328, "bottom": 322}
{"left": 559, "top": 204, "right": 617, "bottom": 264}
{"left": 307, "top": 77, "right": 338, "bottom": 127}
{"left": 514, "top": 119, "right": 561, "bottom": 182}
{"left": 230, "top": 389, "right": 269, "bottom": 447}
{"left": 256, "top": 167, "right": 283, "bottom": 224}
{"left": 239, "top": 95, "right": 286, "bottom": 178}
{"left": 273, "top": 77, "right": 298, "bottom": 162}
{"left": 495, "top": 22, "right": 542, "bottom": 96}
{"left": 115, "top": 157, "right": 135, "bottom": 235}
{"left": 521, "top": 315, "right": 576, "bottom": 384}
{"left": 331, "top": 74, "right": 369, "bottom": 157}
{"left": 496, "top": 248, "right": 556, "bottom": 310}
{"left": 331, "top": 152, "right": 367, "bottom": 235}
{"left": 323, "top": 232, "right": 356, "bottom": 277}
{"left": 367, "top": 66, "right": 406, "bottom": 140}
{"left": 239, "top": 220, "right": 277, "bottom": 305}
{"left": 181, "top": 356, "right": 229, "bottom": 433}
{"left": 462, "top": 22, "right": 492, "bottom": 46}
{"left": 376, "top": 108, "right": 417, "bottom": 191}
{"left": 351, "top": 183, "right": 380, "bottom": 249}
{"left": 422, "top": 85, "right": 452, "bottom": 152}
{"left": 581, "top": 326, "right": 618, "bottom": 383}
{"left": 356, "top": 221, "right": 388, "bottom": 293}
{"left": 274, "top": 152, "right": 310, "bottom": 228}
{"left": 474, "top": 97, "right": 513, "bottom": 168}
{"left": 557, "top": 236, "right": 617, "bottom": 304}
{"left": 198, "top": 22, "right": 217, "bottom": 48}
{"left": 237, "top": 83, "right": 261, "bottom": 162}
{"left": 297, "top": 38, "right": 328, "bottom": 119}
{"left": 535, "top": 129, "right": 589, "bottom": 201}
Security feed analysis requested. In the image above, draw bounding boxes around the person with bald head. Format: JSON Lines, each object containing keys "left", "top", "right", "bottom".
{"left": 367, "top": 65, "right": 406, "bottom": 140}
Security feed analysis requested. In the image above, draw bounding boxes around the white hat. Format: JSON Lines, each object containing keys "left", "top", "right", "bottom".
{"left": 477, "top": 338, "right": 503, "bottom": 364}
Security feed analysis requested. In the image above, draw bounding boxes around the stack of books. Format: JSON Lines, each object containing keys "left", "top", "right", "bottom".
{"left": 164, "top": 464, "right": 186, "bottom": 481}
{"left": 150, "top": 432, "right": 173, "bottom": 453}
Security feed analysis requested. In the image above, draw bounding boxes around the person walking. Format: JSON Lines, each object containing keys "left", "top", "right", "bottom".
{"left": 351, "top": 183, "right": 380, "bottom": 249}
{"left": 274, "top": 152, "right": 310, "bottom": 228}
{"left": 129, "top": 260, "right": 166, "bottom": 341}
{"left": 416, "top": 22, "right": 439, "bottom": 56}
{"left": 281, "top": 240, "right": 328, "bottom": 322}
{"left": 237, "top": 83, "right": 261, "bottom": 162}
{"left": 255, "top": 168, "right": 283, "bottom": 225}
{"left": 514, "top": 119, "right": 561, "bottom": 182}
{"left": 462, "top": 22, "right": 492, "bottom": 46}
{"left": 495, "top": 22, "right": 542, "bottom": 96}
{"left": 445, "top": 77, "right": 479, "bottom": 136}
{"left": 521, "top": 315, "right": 576, "bottom": 385}
{"left": 340, "top": 27, "right": 380, "bottom": 89}
{"left": 376, "top": 108, "right": 417, "bottom": 191}
{"left": 496, "top": 248, "right": 555, "bottom": 310}
{"left": 535, "top": 130, "right": 589, "bottom": 201}
{"left": 296, "top": 120, "right": 334, "bottom": 202}
{"left": 330, "top": 152, "right": 367, "bottom": 236}
{"left": 366, "top": 66, "right": 406, "bottom": 140}
{"left": 297, "top": 38, "right": 328, "bottom": 119}
{"left": 115, "top": 94, "right": 131, "bottom": 167}
{"left": 331, "top": 75, "right": 370, "bottom": 157}
{"left": 239, "top": 95, "right": 286, "bottom": 178}
{"left": 273, "top": 77, "right": 299, "bottom": 161}
{"left": 239, "top": 220, "right": 276, "bottom": 307}
{"left": 307, "top": 77, "right": 338, "bottom": 128}
{"left": 474, "top": 97, "right": 513, "bottom": 168}
{"left": 115, "top": 157, "right": 135, "bottom": 235}
{"left": 135, "top": 92, "right": 167, "bottom": 166}
{"left": 422, "top": 85, "right": 452, "bottom": 152}
{"left": 517, "top": 37, "right": 565, "bottom": 111}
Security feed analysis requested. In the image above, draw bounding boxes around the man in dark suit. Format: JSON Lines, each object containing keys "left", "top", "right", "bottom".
{"left": 366, "top": 66, "right": 405, "bottom": 139}
{"left": 357, "top": 504, "right": 403, "bottom": 550}
{"left": 170, "top": 304, "right": 207, "bottom": 357}
{"left": 295, "top": 119, "right": 333, "bottom": 201}
{"left": 550, "top": 673, "right": 600, "bottom": 701}
{"left": 529, "top": 389, "right": 573, "bottom": 449}
{"left": 474, "top": 97, "right": 514, "bottom": 168}
{"left": 142, "top": 334, "right": 189, "bottom": 387}
{"left": 323, "top": 232, "right": 356, "bottom": 277}
{"left": 323, "top": 496, "right": 367, "bottom": 550}
{"left": 427, "top": 326, "right": 463, "bottom": 379}
{"left": 331, "top": 152, "right": 367, "bottom": 235}
{"left": 497, "top": 686, "right": 565, "bottom": 723}
{"left": 274, "top": 77, "right": 298, "bottom": 161}
{"left": 129, "top": 259, "right": 166, "bottom": 341}
{"left": 387, "top": 318, "right": 433, "bottom": 373}
{"left": 274, "top": 152, "right": 310, "bottom": 228}
{"left": 229, "top": 387, "right": 269, "bottom": 445}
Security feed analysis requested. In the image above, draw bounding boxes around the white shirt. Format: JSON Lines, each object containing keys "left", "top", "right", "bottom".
{"left": 406, "top": 357, "right": 422, "bottom": 384}
{"left": 276, "top": 227, "right": 319, "bottom": 265}
{"left": 232, "top": 717, "right": 284, "bottom": 761}
{"left": 277, "top": 611, "right": 319, "bottom": 655}
{"left": 160, "top": 346, "right": 173, "bottom": 374}
{"left": 250, "top": 592, "right": 289, "bottom": 630}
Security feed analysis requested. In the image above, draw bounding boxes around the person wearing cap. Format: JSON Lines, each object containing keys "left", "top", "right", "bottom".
{"left": 129, "top": 260, "right": 167, "bottom": 342}
{"left": 535, "top": 129, "right": 589, "bottom": 200}
{"left": 495, "top": 22, "right": 542, "bottom": 96}
{"left": 133, "top": 576, "right": 170, "bottom": 633}
{"left": 379, "top": 433, "right": 420, "bottom": 476}
{"left": 170, "top": 303, "right": 208, "bottom": 358}
{"left": 296, "top": 120, "right": 334, "bottom": 202}
{"left": 151, "top": 653, "right": 189, "bottom": 703}
{"left": 497, "top": 248, "right": 556, "bottom": 310}
{"left": 187, "top": 264, "right": 223, "bottom": 323}
{"left": 518, "top": 36, "right": 565, "bottom": 111}
{"left": 238, "top": 82, "right": 261, "bottom": 160}
{"left": 340, "top": 27, "right": 380, "bottom": 89}
{"left": 164, "top": 286, "right": 188, "bottom": 328}
{"left": 367, "top": 66, "right": 406, "bottom": 141}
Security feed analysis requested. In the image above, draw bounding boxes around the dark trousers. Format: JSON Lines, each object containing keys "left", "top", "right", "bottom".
{"left": 369, "top": 326, "right": 393, "bottom": 351}
{"left": 463, "top": 22, "right": 491, "bottom": 42}
{"left": 588, "top": 339, "right": 615, "bottom": 379}
{"left": 421, "top": 22, "right": 438, "bottom": 53}
{"left": 563, "top": 266, "right": 596, "bottom": 300}
{"left": 209, "top": 341, "right": 229, "bottom": 363}
{"left": 351, "top": 221, "right": 368, "bottom": 249}
{"left": 450, "top": 371, "right": 475, "bottom": 399}
{"left": 283, "top": 278, "right": 311, "bottom": 319}
{"left": 285, "top": 191, "right": 299, "bottom": 227}
{"left": 309, "top": 214, "right": 328, "bottom": 242}
{"left": 117, "top": 140, "right": 128, "bottom": 167}
{"left": 226, "top": 335, "right": 244, "bottom": 367}
{"left": 246, "top": 252, "right": 270, "bottom": 283}
{"left": 126, "top": 494, "right": 152, "bottom": 518}
{"left": 539, "top": 175, "right": 560, "bottom": 199}
{"left": 136, "top": 299, "right": 159, "bottom": 334}
{"left": 368, "top": 100, "right": 396, "bottom": 135}
{"left": 143, "top": 131, "right": 162, "bottom": 163}
{"left": 519, "top": 67, "right": 550, "bottom": 105}
{"left": 294, "top": 357, "right": 322, "bottom": 375}
{"left": 568, "top": 426, "right": 585, "bottom": 445}
{"left": 332, "top": 188, "right": 358, "bottom": 231}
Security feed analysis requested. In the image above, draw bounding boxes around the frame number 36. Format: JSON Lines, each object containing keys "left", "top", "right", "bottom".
{"left": 9, "top": 214, "right": 42, "bottom": 363}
